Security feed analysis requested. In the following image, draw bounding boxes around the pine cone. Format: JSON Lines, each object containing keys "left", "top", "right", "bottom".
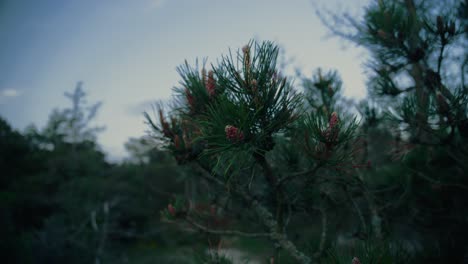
{"left": 225, "top": 125, "right": 244, "bottom": 142}
{"left": 448, "top": 21, "right": 456, "bottom": 36}
{"left": 242, "top": 45, "right": 251, "bottom": 71}
{"left": 437, "top": 16, "right": 444, "bottom": 34}
{"left": 201, "top": 68, "right": 207, "bottom": 86}
{"left": 168, "top": 204, "right": 176, "bottom": 216}
{"left": 185, "top": 89, "right": 195, "bottom": 109}
{"left": 206, "top": 70, "right": 216, "bottom": 97}
{"left": 174, "top": 135, "right": 181, "bottom": 149}
{"left": 251, "top": 79, "right": 258, "bottom": 93}
{"left": 377, "top": 29, "right": 390, "bottom": 40}
{"left": 329, "top": 112, "right": 339, "bottom": 129}
{"left": 159, "top": 109, "right": 172, "bottom": 137}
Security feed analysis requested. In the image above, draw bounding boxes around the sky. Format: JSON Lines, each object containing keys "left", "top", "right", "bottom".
{"left": 0, "top": 0, "right": 370, "bottom": 161}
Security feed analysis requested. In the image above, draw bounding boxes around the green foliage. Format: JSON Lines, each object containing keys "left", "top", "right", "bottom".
{"left": 302, "top": 68, "right": 343, "bottom": 115}
{"left": 3, "top": 1, "right": 468, "bottom": 263}
{"left": 1, "top": 84, "right": 186, "bottom": 263}
{"left": 146, "top": 40, "right": 366, "bottom": 264}
{"left": 324, "top": 240, "right": 412, "bottom": 264}
{"left": 363, "top": 0, "right": 417, "bottom": 62}
{"left": 145, "top": 1, "right": 468, "bottom": 263}
{"left": 320, "top": 0, "right": 468, "bottom": 262}
{"left": 300, "top": 112, "right": 359, "bottom": 164}
{"left": 193, "top": 250, "right": 235, "bottom": 264}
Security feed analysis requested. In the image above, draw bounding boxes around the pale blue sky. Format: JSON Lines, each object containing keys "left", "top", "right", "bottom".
{"left": 0, "top": 0, "right": 370, "bottom": 160}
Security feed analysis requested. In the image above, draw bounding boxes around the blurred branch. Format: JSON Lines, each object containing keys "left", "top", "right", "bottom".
{"left": 410, "top": 168, "right": 468, "bottom": 191}
{"left": 347, "top": 187, "right": 368, "bottom": 234}
{"left": 95, "top": 202, "right": 110, "bottom": 264}
{"left": 192, "top": 162, "right": 313, "bottom": 264}
{"left": 184, "top": 217, "right": 270, "bottom": 238}
{"left": 313, "top": 203, "right": 328, "bottom": 259}
{"left": 276, "top": 164, "right": 322, "bottom": 189}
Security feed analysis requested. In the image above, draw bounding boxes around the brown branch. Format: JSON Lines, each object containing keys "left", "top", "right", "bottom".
{"left": 253, "top": 151, "right": 286, "bottom": 244}
{"left": 404, "top": 0, "right": 432, "bottom": 142}
{"left": 253, "top": 151, "right": 277, "bottom": 186}
{"left": 313, "top": 204, "right": 328, "bottom": 259}
{"left": 246, "top": 196, "right": 312, "bottom": 264}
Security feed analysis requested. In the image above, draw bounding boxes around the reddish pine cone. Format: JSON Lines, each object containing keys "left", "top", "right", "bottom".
{"left": 352, "top": 257, "right": 361, "bottom": 264}
{"left": 242, "top": 45, "right": 251, "bottom": 71}
{"left": 242, "top": 45, "right": 250, "bottom": 55}
{"left": 251, "top": 79, "right": 258, "bottom": 92}
{"left": 201, "top": 68, "right": 207, "bottom": 86}
{"left": 323, "top": 112, "right": 340, "bottom": 142}
{"left": 159, "top": 109, "right": 171, "bottom": 137}
{"left": 377, "top": 29, "right": 390, "bottom": 40}
{"left": 185, "top": 89, "right": 195, "bottom": 109}
{"left": 225, "top": 125, "right": 244, "bottom": 142}
{"left": 329, "top": 112, "right": 339, "bottom": 129}
{"left": 168, "top": 204, "right": 176, "bottom": 216}
{"left": 174, "top": 135, "right": 181, "bottom": 149}
{"left": 206, "top": 70, "right": 216, "bottom": 97}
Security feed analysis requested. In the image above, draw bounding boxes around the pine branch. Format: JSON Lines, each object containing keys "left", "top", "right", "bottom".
{"left": 313, "top": 203, "right": 328, "bottom": 259}
{"left": 192, "top": 162, "right": 313, "bottom": 264}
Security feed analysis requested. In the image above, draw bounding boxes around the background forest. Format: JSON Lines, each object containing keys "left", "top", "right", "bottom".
{"left": 1, "top": 0, "right": 467, "bottom": 263}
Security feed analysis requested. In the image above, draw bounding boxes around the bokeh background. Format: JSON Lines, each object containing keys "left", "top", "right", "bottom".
{"left": 0, "top": 0, "right": 369, "bottom": 160}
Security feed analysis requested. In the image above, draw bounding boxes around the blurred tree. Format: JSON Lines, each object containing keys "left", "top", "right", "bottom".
{"left": 1, "top": 82, "right": 188, "bottom": 263}
{"left": 318, "top": 0, "right": 468, "bottom": 262}
{"left": 0, "top": 117, "right": 49, "bottom": 263}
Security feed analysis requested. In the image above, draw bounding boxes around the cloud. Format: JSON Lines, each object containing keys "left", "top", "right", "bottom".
{"left": 1, "top": 88, "right": 22, "bottom": 98}
{"left": 0, "top": 88, "right": 22, "bottom": 105}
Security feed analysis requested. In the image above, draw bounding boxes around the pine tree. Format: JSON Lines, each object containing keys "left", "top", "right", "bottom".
{"left": 146, "top": 0, "right": 468, "bottom": 263}
{"left": 146, "top": 41, "right": 363, "bottom": 263}
{"left": 318, "top": 0, "right": 468, "bottom": 261}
